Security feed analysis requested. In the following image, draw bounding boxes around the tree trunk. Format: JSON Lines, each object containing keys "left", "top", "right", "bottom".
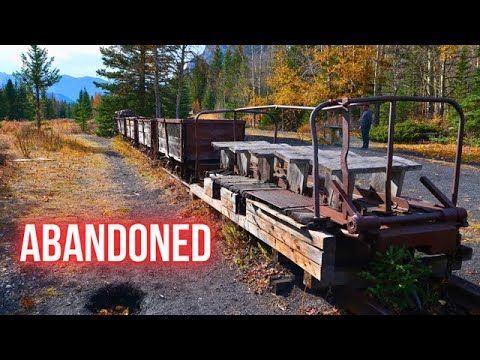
{"left": 139, "top": 46, "right": 146, "bottom": 116}
{"left": 251, "top": 45, "right": 255, "bottom": 102}
{"left": 154, "top": 46, "right": 161, "bottom": 118}
{"left": 426, "top": 47, "right": 435, "bottom": 118}
{"left": 373, "top": 45, "right": 384, "bottom": 126}
{"left": 176, "top": 45, "right": 186, "bottom": 119}
{"left": 326, "top": 45, "right": 332, "bottom": 92}
{"left": 439, "top": 56, "right": 447, "bottom": 116}
{"left": 35, "top": 87, "right": 41, "bottom": 129}
{"left": 258, "top": 45, "right": 263, "bottom": 97}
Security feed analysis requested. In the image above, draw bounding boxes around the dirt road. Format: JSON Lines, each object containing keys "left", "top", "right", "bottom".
{"left": 2, "top": 131, "right": 479, "bottom": 315}
{"left": 0, "top": 135, "right": 333, "bottom": 315}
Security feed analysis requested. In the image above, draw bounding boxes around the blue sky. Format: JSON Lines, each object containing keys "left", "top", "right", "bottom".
{"left": 0, "top": 45, "right": 205, "bottom": 78}
{"left": 0, "top": 45, "right": 106, "bottom": 77}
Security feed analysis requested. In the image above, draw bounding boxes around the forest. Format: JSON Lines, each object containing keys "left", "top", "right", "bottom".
{"left": 2, "top": 45, "right": 480, "bottom": 144}
{"left": 0, "top": 78, "right": 74, "bottom": 120}
{"left": 93, "top": 45, "right": 480, "bottom": 143}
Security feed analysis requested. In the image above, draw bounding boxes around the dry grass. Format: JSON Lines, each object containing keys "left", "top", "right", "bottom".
{"left": 246, "top": 127, "right": 299, "bottom": 140}
{"left": 220, "top": 221, "right": 290, "bottom": 295}
{"left": 0, "top": 128, "right": 129, "bottom": 225}
{"left": 370, "top": 142, "right": 480, "bottom": 164}
{"left": 0, "top": 120, "right": 84, "bottom": 159}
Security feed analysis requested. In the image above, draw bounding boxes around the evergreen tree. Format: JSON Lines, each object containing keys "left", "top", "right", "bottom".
{"left": 96, "top": 45, "right": 151, "bottom": 116}
{"left": 0, "top": 89, "right": 5, "bottom": 119}
{"left": 453, "top": 46, "right": 471, "bottom": 101}
{"left": 4, "top": 79, "right": 17, "bottom": 120}
{"left": 74, "top": 88, "right": 92, "bottom": 132}
{"left": 459, "top": 54, "right": 480, "bottom": 136}
{"left": 58, "top": 101, "right": 67, "bottom": 118}
{"left": 202, "top": 45, "right": 224, "bottom": 110}
{"left": 190, "top": 57, "right": 208, "bottom": 111}
{"left": 95, "top": 95, "right": 122, "bottom": 137}
{"left": 223, "top": 45, "right": 248, "bottom": 110}
{"left": 19, "top": 45, "right": 61, "bottom": 128}
{"left": 13, "top": 77, "right": 35, "bottom": 120}
{"left": 41, "top": 92, "right": 56, "bottom": 119}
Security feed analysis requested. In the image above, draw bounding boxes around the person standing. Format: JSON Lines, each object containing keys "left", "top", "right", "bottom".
{"left": 360, "top": 104, "right": 373, "bottom": 149}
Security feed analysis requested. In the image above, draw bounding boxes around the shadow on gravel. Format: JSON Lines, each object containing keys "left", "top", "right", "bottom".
{"left": 104, "top": 150, "right": 123, "bottom": 159}
{"left": 85, "top": 283, "right": 146, "bottom": 315}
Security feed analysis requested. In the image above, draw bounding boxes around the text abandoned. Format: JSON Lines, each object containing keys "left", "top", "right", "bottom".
{"left": 19, "top": 222, "right": 211, "bottom": 263}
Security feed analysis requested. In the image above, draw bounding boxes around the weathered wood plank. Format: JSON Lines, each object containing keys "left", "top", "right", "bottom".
{"left": 246, "top": 198, "right": 308, "bottom": 230}
{"left": 204, "top": 177, "right": 214, "bottom": 198}
{"left": 286, "top": 159, "right": 310, "bottom": 194}
{"left": 246, "top": 212, "right": 322, "bottom": 262}
{"left": 221, "top": 187, "right": 240, "bottom": 214}
{"left": 212, "top": 140, "right": 270, "bottom": 150}
{"left": 245, "top": 219, "right": 321, "bottom": 279}
{"left": 220, "top": 149, "right": 235, "bottom": 170}
{"left": 191, "top": 184, "right": 334, "bottom": 282}
{"left": 246, "top": 199, "right": 335, "bottom": 250}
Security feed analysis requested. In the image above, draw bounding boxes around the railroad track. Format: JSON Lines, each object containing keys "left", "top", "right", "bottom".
{"left": 131, "top": 139, "right": 480, "bottom": 315}
{"left": 447, "top": 275, "right": 480, "bottom": 315}
{"left": 334, "top": 275, "right": 480, "bottom": 315}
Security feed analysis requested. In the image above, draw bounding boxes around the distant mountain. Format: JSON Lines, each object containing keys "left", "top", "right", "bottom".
{"left": 50, "top": 75, "right": 108, "bottom": 102}
{"left": 0, "top": 72, "right": 108, "bottom": 103}
{"left": 48, "top": 92, "right": 75, "bottom": 103}
{"left": 193, "top": 45, "right": 273, "bottom": 69}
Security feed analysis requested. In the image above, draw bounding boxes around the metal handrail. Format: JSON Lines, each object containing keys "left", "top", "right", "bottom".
{"left": 309, "top": 96, "right": 465, "bottom": 220}
{"left": 192, "top": 96, "right": 465, "bottom": 226}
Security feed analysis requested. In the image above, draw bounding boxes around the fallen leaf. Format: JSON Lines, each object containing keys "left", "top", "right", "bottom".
{"left": 20, "top": 296, "right": 36, "bottom": 309}
{"left": 438, "top": 300, "right": 447, "bottom": 306}
{"left": 119, "top": 308, "right": 129, "bottom": 315}
{"left": 97, "top": 309, "right": 113, "bottom": 315}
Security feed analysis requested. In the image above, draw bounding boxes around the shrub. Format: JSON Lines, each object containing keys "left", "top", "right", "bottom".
{"left": 370, "top": 120, "right": 444, "bottom": 143}
{"left": 360, "top": 246, "right": 433, "bottom": 312}
{"left": 13, "top": 124, "right": 37, "bottom": 158}
{"left": 38, "top": 127, "right": 63, "bottom": 151}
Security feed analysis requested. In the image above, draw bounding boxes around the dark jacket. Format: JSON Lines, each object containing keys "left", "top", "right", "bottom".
{"left": 361, "top": 109, "right": 372, "bottom": 129}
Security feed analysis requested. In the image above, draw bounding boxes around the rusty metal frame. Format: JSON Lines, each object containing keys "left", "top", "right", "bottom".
{"left": 194, "top": 96, "right": 465, "bottom": 232}
{"left": 309, "top": 96, "right": 465, "bottom": 223}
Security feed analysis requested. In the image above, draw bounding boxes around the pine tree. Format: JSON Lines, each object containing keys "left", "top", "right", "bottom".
{"left": 453, "top": 46, "right": 471, "bottom": 101}
{"left": 14, "top": 81, "right": 33, "bottom": 120}
{"left": 190, "top": 57, "right": 208, "bottom": 110}
{"left": 74, "top": 88, "right": 92, "bottom": 132}
{"left": 41, "top": 92, "right": 56, "bottom": 119}
{"left": 95, "top": 95, "right": 122, "bottom": 137}
{"left": 19, "top": 45, "right": 61, "bottom": 128}
{"left": 459, "top": 51, "right": 480, "bottom": 136}
{"left": 0, "top": 88, "right": 5, "bottom": 119}
{"left": 96, "top": 45, "right": 151, "bottom": 116}
{"left": 58, "top": 101, "right": 67, "bottom": 118}
{"left": 4, "top": 79, "right": 17, "bottom": 120}
{"left": 201, "top": 45, "right": 224, "bottom": 110}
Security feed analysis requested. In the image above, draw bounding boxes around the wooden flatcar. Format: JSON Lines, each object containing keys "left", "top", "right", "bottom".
{"left": 114, "top": 111, "right": 245, "bottom": 181}
{"left": 114, "top": 96, "right": 473, "bottom": 290}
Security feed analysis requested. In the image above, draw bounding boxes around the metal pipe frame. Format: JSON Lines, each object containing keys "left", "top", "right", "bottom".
{"left": 193, "top": 96, "right": 465, "bottom": 228}
{"left": 309, "top": 96, "right": 465, "bottom": 221}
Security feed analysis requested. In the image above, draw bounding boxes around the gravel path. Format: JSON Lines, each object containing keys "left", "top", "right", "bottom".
{"left": 2, "top": 132, "right": 479, "bottom": 315}
{"left": 0, "top": 135, "right": 334, "bottom": 315}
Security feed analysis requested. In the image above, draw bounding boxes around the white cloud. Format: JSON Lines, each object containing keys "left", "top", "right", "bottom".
{"left": 0, "top": 45, "right": 108, "bottom": 77}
